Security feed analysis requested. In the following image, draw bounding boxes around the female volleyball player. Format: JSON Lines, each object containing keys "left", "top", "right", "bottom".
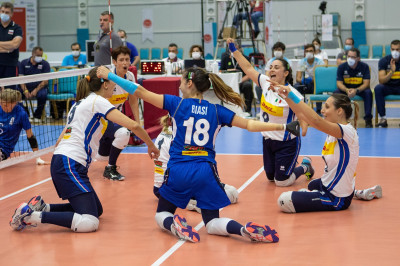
{"left": 10, "top": 67, "right": 159, "bottom": 232}
{"left": 226, "top": 38, "right": 313, "bottom": 187}
{"left": 96, "top": 65, "right": 300, "bottom": 243}
{"left": 274, "top": 85, "right": 381, "bottom": 212}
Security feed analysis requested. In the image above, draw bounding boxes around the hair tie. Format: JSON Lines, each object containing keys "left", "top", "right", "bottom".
{"left": 85, "top": 75, "right": 90, "bottom": 82}
{"left": 188, "top": 72, "right": 194, "bottom": 80}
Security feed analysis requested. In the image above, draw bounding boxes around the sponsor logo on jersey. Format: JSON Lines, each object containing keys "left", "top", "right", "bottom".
{"left": 260, "top": 94, "right": 284, "bottom": 117}
{"left": 63, "top": 127, "right": 72, "bottom": 139}
{"left": 391, "top": 71, "right": 400, "bottom": 79}
{"left": 344, "top": 77, "right": 362, "bottom": 85}
{"left": 322, "top": 140, "right": 337, "bottom": 155}
{"left": 182, "top": 145, "right": 208, "bottom": 156}
{"left": 108, "top": 93, "right": 129, "bottom": 105}
{"left": 155, "top": 167, "right": 164, "bottom": 175}
{"left": 154, "top": 160, "right": 163, "bottom": 167}
{"left": 8, "top": 29, "right": 14, "bottom": 35}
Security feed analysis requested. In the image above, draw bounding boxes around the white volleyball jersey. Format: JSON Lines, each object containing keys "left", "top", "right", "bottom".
{"left": 320, "top": 123, "right": 359, "bottom": 197}
{"left": 258, "top": 74, "right": 303, "bottom": 141}
{"left": 153, "top": 129, "right": 173, "bottom": 188}
{"left": 108, "top": 69, "right": 136, "bottom": 111}
{"left": 54, "top": 93, "right": 116, "bottom": 167}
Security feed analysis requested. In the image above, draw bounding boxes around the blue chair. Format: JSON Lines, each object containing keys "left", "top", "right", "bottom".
{"left": 359, "top": 45, "right": 369, "bottom": 59}
{"left": 177, "top": 48, "right": 183, "bottom": 59}
{"left": 162, "top": 48, "right": 168, "bottom": 58}
{"left": 217, "top": 47, "right": 226, "bottom": 59}
{"left": 243, "top": 47, "right": 256, "bottom": 57}
{"left": 139, "top": 48, "right": 150, "bottom": 60}
{"left": 385, "top": 44, "right": 391, "bottom": 56}
{"left": 308, "top": 66, "right": 338, "bottom": 109}
{"left": 372, "top": 45, "right": 383, "bottom": 59}
{"left": 151, "top": 48, "right": 161, "bottom": 60}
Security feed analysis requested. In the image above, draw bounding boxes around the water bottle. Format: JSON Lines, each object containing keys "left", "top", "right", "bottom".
{"left": 212, "top": 61, "right": 219, "bottom": 74}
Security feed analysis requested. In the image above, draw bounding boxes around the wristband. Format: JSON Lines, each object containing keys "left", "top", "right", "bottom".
{"left": 107, "top": 72, "right": 139, "bottom": 95}
{"left": 24, "top": 90, "right": 29, "bottom": 94}
{"left": 228, "top": 42, "right": 237, "bottom": 53}
{"left": 287, "top": 91, "right": 301, "bottom": 104}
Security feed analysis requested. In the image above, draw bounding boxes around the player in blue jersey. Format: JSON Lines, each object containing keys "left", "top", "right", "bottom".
{"left": 10, "top": 67, "right": 159, "bottom": 233}
{"left": 0, "top": 89, "right": 40, "bottom": 162}
{"left": 96, "top": 65, "right": 300, "bottom": 243}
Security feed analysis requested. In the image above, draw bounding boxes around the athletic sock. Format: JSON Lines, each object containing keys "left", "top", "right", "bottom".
{"left": 226, "top": 220, "right": 243, "bottom": 236}
{"left": 24, "top": 211, "right": 42, "bottom": 225}
{"left": 41, "top": 212, "right": 75, "bottom": 228}
{"left": 293, "top": 165, "right": 307, "bottom": 179}
{"left": 43, "top": 204, "right": 50, "bottom": 212}
{"left": 109, "top": 146, "right": 122, "bottom": 166}
{"left": 164, "top": 216, "right": 174, "bottom": 232}
{"left": 49, "top": 203, "right": 74, "bottom": 212}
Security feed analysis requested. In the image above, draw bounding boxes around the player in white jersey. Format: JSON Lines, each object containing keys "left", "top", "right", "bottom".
{"left": 98, "top": 46, "right": 140, "bottom": 181}
{"left": 153, "top": 115, "right": 239, "bottom": 213}
{"left": 10, "top": 67, "right": 159, "bottom": 232}
{"left": 274, "top": 86, "right": 381, "bottom": 212}
{"left": 227, "top": 38, "right": 312, "bottom": 187}
{"left": 97, "top": 65, "right": 300, "bottom": 243}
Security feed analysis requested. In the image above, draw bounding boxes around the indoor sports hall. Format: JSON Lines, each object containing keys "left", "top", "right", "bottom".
{"left": 1, "top": 0, "right": 400, "bottom": 265}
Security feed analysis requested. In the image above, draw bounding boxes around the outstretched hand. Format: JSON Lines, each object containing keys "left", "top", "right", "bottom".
{"left": 96, "top": 66, "right": 111, "bottom": 80}
{"left": 275, "top": 83, "right": 292, "bottom": 98}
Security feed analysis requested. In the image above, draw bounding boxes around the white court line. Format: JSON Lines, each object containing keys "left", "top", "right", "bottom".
{"left": 151, "top": 166, "right": 264, "bottom": 266}
{"left": 0, "top": 177, "right": 52, "bottom": 201}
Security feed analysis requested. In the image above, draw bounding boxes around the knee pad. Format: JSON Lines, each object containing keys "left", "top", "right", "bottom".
{"left": 112, "top": 127, "right": 130, "bottom": 149}
{"left": 277, "top": 191, "right": 296, "bottom": 213}
{"left": 206, "top": 218, "right": 231, "bottom": 236}
{"left": 155, "top": 211, "right": 173, "bottom": 230}
{"left": 275, "top": 173, "right": 296, "bottom": 187}
{"left": 224, "top": 184, "right": 239, "bottom": 204}
{"left": 71, "top": 214, "right": 99, "bottom": 232}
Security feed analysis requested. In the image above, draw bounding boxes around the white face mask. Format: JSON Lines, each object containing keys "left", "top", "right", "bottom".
{"left": 305, "top": 52, "right": 314, "bottom": 59}
{"left": 121, "top": 38, "right": 126, "bottom": 42}
{"left": 192, "top": 52, "right": 201, "bottom": 59}
{"left": 274, "top": 50, "right": 283, "bottom": 58}
{"left": 391, "top": 50, "right": 400, "bottom": 59}
{"left": 347, "top": 58, "right": 356, "bottom": 67}
{"left": 168, "top": 52, "right": 176, "bottom": 59}
{"left": 72, "top": 51, "right": 80, "bottom": 57}
{"left": 0, "top": 13, "right": 10, "bottom": 22}
{"left": 314, "top": 45, "right": 320, "bottom": 50}
{"left": 34, "top": 56, "right": 43, "bottom": 63}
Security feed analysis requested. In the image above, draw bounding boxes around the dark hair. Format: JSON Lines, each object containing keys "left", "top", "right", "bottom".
{"left": 101, "top": 11, "right": 114, "bottom": 20}
{"left": 189, "top": 45, "right": 203, "bottom": 56}
{"left": 304, "top": 44, "right": 315, "bottom": 52}
{"left": 183, "top": 67, "right": 244, "bottom": 108}
{"left": 330, "top": 93, "right": 359, "bottom": 129}
{"left": 272, "top": 58, "right": 293, "bottom": 86}
{"left": 1, "top": 2, "right": 14, "bottom": 12}
{"left": 312, "top": 38, "right": 322, "bottom": 46}
{"left": 391, "top": 39, "right": 400, "bottom": 46}
{"left": 348, "top": 47, "right": 360, "bottom": 58}
{"left": 71, "top": 42, "right": 81, "bottom": 49}
{"left": 111, "top": 46, "right": 131, "bottom": 61}
{"left": 118, "top": 29, "right": 127, "bottom": 37}
{"left": 272, "top": 42, "right": 286, "bottom": 52}
{"left": 76, "top": 67, "right": 107, "bottom": 101}
{"left": 169, "top": 43, "right": 178, "bottom": 49}
{"left": 346, "top": 38, "right": 355, "bottom": 45}
{"left": 32, "top": 46, "right": 43, "bottom": 54}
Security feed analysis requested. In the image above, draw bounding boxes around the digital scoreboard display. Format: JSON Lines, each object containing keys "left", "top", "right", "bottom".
{"left": 141, "top": 61, "right": 164, "bottom": 74}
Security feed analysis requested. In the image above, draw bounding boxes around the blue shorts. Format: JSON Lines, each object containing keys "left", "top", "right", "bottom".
{"left": 159, "top": 161, "right": 231, "bottom": 210}
{"left": 50, "top": 154, "right": 94, "bottom": 200}
{"left": 98, "top": 121, "right": 123, "bottom": 156}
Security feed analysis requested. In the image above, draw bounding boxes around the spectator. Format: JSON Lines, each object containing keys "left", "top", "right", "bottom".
{"left": 312, "top": 38, "right": 328, "bottom": 65}
{"left": 162, "top": 43, "right": 183, "bottom": 73}
{"left": 189, "top": 44, "right": 204, "bottom": 59}
{"left": 375, "top": 39, "right": 400, "bottom": 127}
{"left": 266, "top": 41, "right": 292, "bottom": 76}
{"left": 0, "top": 2, "right": 22, "bottom": 89}
{"left": 336, "top": 48, "right": 373, "bottom": 128}
{"left": 19, "top": 46, "right": 50, "bottom": 123}
{"left": 232, "top": 0, "right": 264, "bottom": 38}
{"left": 337, "top": 38, "right": 354, "bottom": 65}
{"left": 117, "top": 29, "right": 139, "bottom": 67}
{"left": 94, "top": 11, "right": 123, "bottom": 66}
{"left": 220, "top": 40, "right": 253, "bottom": 117}
{"left": 61, "top": 42, "right": 87, "bottom": 66}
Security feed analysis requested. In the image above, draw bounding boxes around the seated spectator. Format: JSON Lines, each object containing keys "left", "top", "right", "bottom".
{"left": 189, "top": 44, "right": 204, "bottom": 59}
{"left": 162, "top": 43, "right": 183, "bottom": 73}
{"left": 337, "top": 38, "right": 354, "bottom": 65}
{"left": 336, "top": 48, "right": 373, "bottom": 127}
{"left": 232, "top": 0, "right": 264, "bottom": 38}
{"left": 312, "top": 38, "right": 328, "bottom": 65}
{"left": 220, "top": 40, "right": 253, "bottom": 117}
{"left": 375, "top": 39, "right": 400, "bottom": 127}
{"left": 61, "top": 42, "right": 87, "bottom": 66}
{"left": 266, "top": 41, "right": 292, "bottom": 76}
{"left": 117, "top": 29, "right": 139, "bottom": 67}
{"left": 18, "top": 46, "right": 50, "bottom": 123}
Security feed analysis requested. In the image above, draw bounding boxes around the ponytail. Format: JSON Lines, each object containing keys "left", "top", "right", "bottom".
{"left": 159, "top": 114, "right": 172, "bottom": 134}
{"left": 76, "top": 67, "right": 105, "bottom": 101}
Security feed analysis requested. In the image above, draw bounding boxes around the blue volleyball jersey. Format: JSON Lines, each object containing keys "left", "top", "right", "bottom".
{"left": 0, "top": 104, "right": 31, "bottom": 157}
{"left": 163, "top": 95, "right": 235, "bottom": 166}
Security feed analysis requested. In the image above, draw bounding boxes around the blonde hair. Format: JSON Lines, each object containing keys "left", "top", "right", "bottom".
{"left": 159, "top": 115, "right": 172, "bottom": 134}
{"left": 0, "top": 89, "right": 22, "bottom": 103}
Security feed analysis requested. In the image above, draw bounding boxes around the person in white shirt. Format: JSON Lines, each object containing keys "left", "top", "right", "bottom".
{"left": 266, "top": 41, "right": 292, "bottom": 77}
{"left": 162, "top": 43, "right": 183, "bottom": 74}
{"left": 312, "top": 38, "right": 328, "bottom": 65}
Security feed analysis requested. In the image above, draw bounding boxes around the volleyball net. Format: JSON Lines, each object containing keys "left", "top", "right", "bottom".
{"left": 0, "top": 67, "right": 92, "bottom": 169}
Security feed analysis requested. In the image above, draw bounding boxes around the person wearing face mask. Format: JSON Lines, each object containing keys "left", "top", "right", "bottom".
{"left": 162, "top": 43, "right": 184, "bottom": 74}
{"left": 266, "top": 42, "right": 292, "bottom": 77}
{"left": 335, "top": 48, "right": 373, "bottom": 128}
{"left": 61, "top": 43, "right": 87, "bottom": 66}
{"left": 337, "top": 38, "right": 354, "bottom": 66}
{"left": 117, "top": 29, "right": 139, "bottom": 67}
{"left": 18, "top": 47, "right": 50, "bottom": 123}
{"left": 375, "top": 39, "right": 400, "bottom": 127}
{"left": 312, "top": 38, "right": 328, "bottom": 65}
{"left": 0, "top": 2, "right": 23, "bottom": 89}
{"left": 189, "top": 44, "right": 204, "bottom": 60}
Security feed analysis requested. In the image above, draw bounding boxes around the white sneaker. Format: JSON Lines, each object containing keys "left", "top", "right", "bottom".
{"left": 10, "top": 203, "right": 34, "bottom": 231}
{"left": 355, "top": 185, "right": 382, "bottom": 200}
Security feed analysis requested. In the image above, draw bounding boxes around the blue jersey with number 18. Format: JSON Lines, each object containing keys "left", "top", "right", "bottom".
{"left": 163, "top": 95, "right": 235, "bottom": 166}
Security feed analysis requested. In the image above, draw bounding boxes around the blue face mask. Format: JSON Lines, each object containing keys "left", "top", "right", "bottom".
{"left": 344, "top": 45, "right": 352, "bottom": 51}
{"left": 0, "top": 13, "right": 10, "bottom": 22}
